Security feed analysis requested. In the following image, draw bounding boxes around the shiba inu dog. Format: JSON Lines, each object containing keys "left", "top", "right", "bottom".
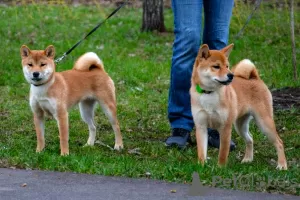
{"left": 20, "top": 45, "right": 123, "bottom": 155}
{"left": 190, "top": 44, "right": 287, "bottom": 170}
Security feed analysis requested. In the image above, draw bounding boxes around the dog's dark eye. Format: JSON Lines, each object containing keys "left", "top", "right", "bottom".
{"left": 41, "top": 63, "right": 46, "bottom": 67}
{"left": 28, "top": 64, "right": 33, "bottom": 67}
{"left": 226, "top": 65, "right": 229, "bottom": 68}
{"left": 213, "top": 65, "right": 220, "bottom": 69}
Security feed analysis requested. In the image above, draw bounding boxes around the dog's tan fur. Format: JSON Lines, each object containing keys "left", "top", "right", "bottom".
{"left": 20, "top": 45, "right": 123, "bottom": 155}
{"left": 190, "top": 44, "right": 287, "bottom": 170}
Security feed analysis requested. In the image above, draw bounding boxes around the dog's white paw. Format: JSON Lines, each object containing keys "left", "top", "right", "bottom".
{"left": 83, "top": 143, "right": 94, "bottom": 147}
{"left": 114, "top": 143, "right": 123, "bottom": 151}
{"left": 241, "top": 157, "right": 253, "bottom": 163}
{"left": 36, "top": 148, "right": 44, "bottom": 153}
{"left": 36, "top": 143, "right": 45, "bottom": 153}
{"left": 60, "top": 151, "right": 69, "bottom": 156}
{"left": 276, "top": 163, "right": 288, "bottom": 170}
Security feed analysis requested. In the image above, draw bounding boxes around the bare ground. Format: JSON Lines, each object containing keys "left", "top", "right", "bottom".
{"left": 272, "top": 87, "right": 300, "bottom": 110}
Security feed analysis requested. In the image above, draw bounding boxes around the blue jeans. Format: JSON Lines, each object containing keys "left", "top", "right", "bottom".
{"left": 168, "top": 0, "right": 234, "bottom": 131}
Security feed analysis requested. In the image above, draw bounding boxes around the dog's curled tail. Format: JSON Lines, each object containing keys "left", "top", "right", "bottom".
{"left": 73, "top": 52, "right": 104, "bottom": 71}
{"left": 232, "top": 59, "right": 260, "bottom": 80}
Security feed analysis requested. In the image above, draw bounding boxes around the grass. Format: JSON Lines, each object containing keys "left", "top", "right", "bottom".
{"left": 0, "top": 1, "right": 299, "bottom": 196}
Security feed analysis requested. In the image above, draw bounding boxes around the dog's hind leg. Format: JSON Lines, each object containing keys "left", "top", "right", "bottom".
{"left": 254, "top": 110, "right": 287, "bottom": 170}
{"left": 234, "top": 114, "right": 253, "bottom": 163}
{"left": 97, "top": 99, "right": 123, "bottom": 150}
{"left": 98, "top": 98, "right": 123, "bottom": 150}
{"left": 79, "top": 99, "right": 97, "bottom": 146}
{"left": 94, "top": 79, "right": 123, "bottom": 150}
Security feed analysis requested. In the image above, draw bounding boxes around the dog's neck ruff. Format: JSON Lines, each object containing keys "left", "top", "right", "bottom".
{"left": 196, "top": 84, "right": 213, "bottom": 94}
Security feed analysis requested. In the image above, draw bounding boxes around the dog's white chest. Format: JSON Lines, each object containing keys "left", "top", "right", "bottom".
{"left": 199, "top": 93, "right": 220, "bottom": 112}
{"left": 195, "top": 93, "right": 228, "bottom": 128}
{"left": 38, "top": 98, "right": 57, "bottom": 116}
{"left": 30, "top": 85, "right": 57, "bottom": 117}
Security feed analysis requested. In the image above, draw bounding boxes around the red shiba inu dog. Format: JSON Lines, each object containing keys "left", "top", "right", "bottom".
{"left": 190, "top": 44, "right": 287, "bottom": 170}
{"left": 20, "top": 45, "right": 123, "bottom": 155}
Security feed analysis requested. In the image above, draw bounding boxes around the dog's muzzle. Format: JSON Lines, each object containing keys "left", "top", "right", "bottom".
{"left": 31, "top": 77, "right": 42, "bottom": 81}
{"left": 215, "top": 73, "right": 234, "bottom": 85}
{"left": 31, "top": 71, "right": 42, "bottom": 81}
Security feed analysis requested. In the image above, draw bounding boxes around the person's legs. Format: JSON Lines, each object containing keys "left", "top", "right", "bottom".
{"left": 203, "top": 0, "right": 234, "bottom": 50}
{"left": 203, "top": 0, "right": 236, "bottom": 151}
{"left": 168, "top": 0, "right": 203, "bottom": 132}
{"left": 166, "top": 0, "right": 236, "bottom": 150}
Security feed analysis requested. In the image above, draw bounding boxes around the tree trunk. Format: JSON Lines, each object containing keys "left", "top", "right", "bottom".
{"left": 142, "top": 0, "right": 166, "bottom": 32}
{"left": 290, "top": 0, "right": 297, "bottom": 80}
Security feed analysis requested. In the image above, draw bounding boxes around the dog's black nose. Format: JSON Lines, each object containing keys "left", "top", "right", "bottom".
{"left": 227, "top": 73, "right": 234, "bottom": 80}
{"left": 33, "top": 72, "right": 40, "bottom": 78}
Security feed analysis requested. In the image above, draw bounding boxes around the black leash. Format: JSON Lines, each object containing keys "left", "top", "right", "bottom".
{"left": 233, "top": 0, "right": 263, "bottom": 41}
{"left": 55, "top": 2, "right": 127, "bottom": 63}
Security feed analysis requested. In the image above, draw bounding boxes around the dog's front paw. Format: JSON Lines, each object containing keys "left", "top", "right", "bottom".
{"left": 217, "top": 162, "right": 227, "bottom": 167}
{"left": 241, "top": 157, "right": 253, "bottom": 163}
{"left": 276, "top": 163, "right": 288, "bottom": 170}
{"left": 36, "top": 145, "right": 45, "bottom": 153}
{"left": 114, "top": 143, "right": 123, "bottom": 151}
{"left": 217, "top": 157, "right": 228, "bottom": 167}
{"left": 197, "top": 160, "right": 206, "bottom": 166}
{"left": 60, "top": 150, "right": 69, "bottom": 156}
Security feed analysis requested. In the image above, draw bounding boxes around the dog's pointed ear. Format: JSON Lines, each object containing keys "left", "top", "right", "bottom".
{"left": 45, "top": 45, "right": 55, "bottom": 59}
{"left": 198, "top": 44, "right": 210, "bottom": 59}
{"left": 20, "top": 45, "right": 31, "bottom": 58}
{"left": 221, "top": 44, "right": 234, "bottom": 58}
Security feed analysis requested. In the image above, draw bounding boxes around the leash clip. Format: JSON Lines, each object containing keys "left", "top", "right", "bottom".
{"left": 54, "top": 53, "right": 67, "bottom": 64}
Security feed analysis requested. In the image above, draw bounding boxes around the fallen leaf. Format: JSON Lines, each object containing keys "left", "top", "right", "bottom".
{"left": 128, "top": 148, "right": 142, "bottom": 155}
{"left": 96, "top": 44, "right": 104, "bottom": 50}
{"left": 145, "top": 172, "right": 151, "bottom": 177}
{"left": 128, "top": 53, "right": 136, "bottom": 57}
{"left": 285, "top": 147, "right": 294, "bottom": 151}
{"left": 94, "top": 140, "right": 114, "bottom": 150}
{"left": 134, "top": 87, "right": 143, "bottom": 92}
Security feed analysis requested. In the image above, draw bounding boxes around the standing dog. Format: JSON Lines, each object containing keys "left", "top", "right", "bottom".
{"left": 190, "top": 44, "right": 287, "bottom": 170}
{"left": 21, "top": 45, "right": 123, "bottom": 155}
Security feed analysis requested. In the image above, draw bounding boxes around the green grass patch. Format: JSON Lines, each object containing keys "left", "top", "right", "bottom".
{"left": 0, "top": 2, "right": 299, "bottom": 196}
